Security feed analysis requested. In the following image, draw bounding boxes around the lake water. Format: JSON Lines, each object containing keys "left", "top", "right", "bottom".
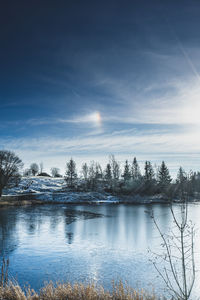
{"left": 0, "top": 203, "right": 200, "bottom": 296}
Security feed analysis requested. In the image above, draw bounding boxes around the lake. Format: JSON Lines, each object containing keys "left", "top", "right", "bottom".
{"left": 0, "top": 203, "right": 200, "bottom": 297}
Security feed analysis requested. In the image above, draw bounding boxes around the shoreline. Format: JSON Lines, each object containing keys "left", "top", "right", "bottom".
{"left": 2, "top": 177, "right": 200, "bottom": 208}
{"left": 0, "top": 191, "right": 199, "bottom": 207}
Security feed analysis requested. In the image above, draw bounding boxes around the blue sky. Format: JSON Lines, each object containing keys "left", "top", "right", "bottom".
{"left": 1, "top": 0, "right": 200, "bottom": 175}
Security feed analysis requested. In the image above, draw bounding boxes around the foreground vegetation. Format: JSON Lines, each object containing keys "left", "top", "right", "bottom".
{"left": 0, "top": 281, "right": 158, "bottom": 300}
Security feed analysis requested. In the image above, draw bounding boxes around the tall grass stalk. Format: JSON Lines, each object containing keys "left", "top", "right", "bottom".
{"left": 0, "top": 258, "right": 9, "bottom": 287}
{"left": 0, "top": 281, "right": 159, "bottom": 300}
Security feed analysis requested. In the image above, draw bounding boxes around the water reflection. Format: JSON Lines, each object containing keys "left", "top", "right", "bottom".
{"left": 0, "top": 203, "right": 173, "bottom": 257}
{"left": 0, "top": 208, "right": 19, "bottom": 256}
{"left": 0, "top": 203, "right": 199, "bottom": 296}
{"left": 66, "top": 232, "right": 73, "bottom": 244}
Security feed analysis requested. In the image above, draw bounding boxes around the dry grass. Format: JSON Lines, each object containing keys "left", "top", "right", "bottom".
{"left": 0, "top": 196, "right": 43, "bottom": 207}
{"left": 0, "top": 281, "right": 160, "bottom": 300}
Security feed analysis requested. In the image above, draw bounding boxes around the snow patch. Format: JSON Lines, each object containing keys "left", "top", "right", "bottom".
{"left": 3, "top": 177, "right": 119, "bottom": 204}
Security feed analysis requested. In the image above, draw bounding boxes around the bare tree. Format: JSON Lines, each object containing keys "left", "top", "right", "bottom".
{"left": 95, "top": 162, "right": 103, "bottom": 180}
{"left": 65, "top": 158, "right": 77, "bottom": 188}
{"left": 149, "top": 202, "right": 195, "bottom": 300}
{"left": 109, "top": 155, "right": 120, "bottom": 189}
{"left": 23, "top": 168, "right": 32, "bottom": 177}
{"left": 51, "top": 167, "right": 60, "bottom": 177}
{"left": 0, "top": 150, "right": 23, "bottom": 197}
{"left": 39, "top": 162, "right": 44, "bottom": 174}
{"left": 30, "top": 163, "right": 39, "bottom": 176}
{"left": 88, "top": 161, "right": 96, "bottom": 190}
{"left": 82, "top": 163, "right": 89, "bottom": 181}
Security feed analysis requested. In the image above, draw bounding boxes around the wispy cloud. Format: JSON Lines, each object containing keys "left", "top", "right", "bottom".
{"left": 94, "top": 76, "right": 200, "bottom": 126}
{"left": 24, "top": 111, "right": 102, "bottom": 127}
{"left": 1, "top": 125, "right": 200, "bottom": 175}
{"left": 3, "top": 75, "right": 198, "bottom": 129}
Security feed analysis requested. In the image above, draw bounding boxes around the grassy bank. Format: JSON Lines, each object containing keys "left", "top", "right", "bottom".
{"left": 0, "top": 200, "right": 43, "bottom": 207}
{"left": 0, "top": 195, "right": 43, "bottom": 207}
{"left": 0, "top": 282, "right": 158, "bottom": 300}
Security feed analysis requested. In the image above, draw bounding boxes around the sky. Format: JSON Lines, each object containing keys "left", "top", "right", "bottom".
{"left": 0, "top": 0, "right": 200, "bottom": 176}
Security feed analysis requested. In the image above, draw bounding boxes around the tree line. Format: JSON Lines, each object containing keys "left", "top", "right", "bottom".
{"left": 0, "top": 150, "right": 200, "bottom": 199}
{"left": 64, "top": 155, "right": 200, "bottom": 199}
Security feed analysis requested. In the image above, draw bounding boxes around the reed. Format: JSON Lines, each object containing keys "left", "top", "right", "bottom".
{"left": 0, "top": 258, "right": 9, "bottom": 288}
{"left": 0, "top": 281, "right": 160, "bottom": 300}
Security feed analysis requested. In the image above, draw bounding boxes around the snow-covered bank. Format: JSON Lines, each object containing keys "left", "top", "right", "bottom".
{"left": 35, "top": 191, "right": 120, "bottom": 203}
{"left": 2, "top": 176, "right": 193, "bottom": 205}
{"left": 2, "top": 177, "right": 120, "bottom": 204}
{"left": 3, "top": 176, "right": 66, "bottom": 195}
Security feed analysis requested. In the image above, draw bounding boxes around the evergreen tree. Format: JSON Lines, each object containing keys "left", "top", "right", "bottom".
{"left": 194, "top": 172, "right": 200, "bottom": 193}
{"left": 157, "top": 161, "right": 172, "bottom": 191}
{"left": 188, "top": 170, "right": 196, "bottom": 196}
{"left": 143, "top": 161, "right": 156, "bottom": 195}
{"left": 176, "top": 167, "right": 187, "bottom": 184}
{"left": 131, "top": 157, "right": 141, "bottom": 180}
{"left": 144, "top": 161, "right": 155, "bottom": 181}
{"left": 104, "top": 163, "right": 112, "bottom": 181}
{"left": 65, "top": 158, "right": 77, "bottom": 188}
{"left": 122, "top": 160, "right": 131, "bottom": 182}
{"left": 95, "top": 163, "right": 103, "bottom": 180}
{"left": 176, "top": 167, "right": 188, "bottom": 198}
